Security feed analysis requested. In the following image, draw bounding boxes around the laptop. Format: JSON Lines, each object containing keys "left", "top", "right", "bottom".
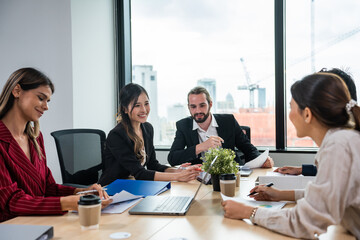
{"left": 0, "top": 224, "right": 53, "bottom": 240}
{"left": 129, "top": 156, "right": 218, "bottom": 216}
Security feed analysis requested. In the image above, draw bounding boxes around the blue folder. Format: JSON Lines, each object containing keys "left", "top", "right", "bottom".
{"left": 106, "top": 179, "right": 171, "bottom": 196}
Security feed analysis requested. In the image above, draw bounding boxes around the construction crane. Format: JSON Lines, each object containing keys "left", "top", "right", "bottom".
{"left": 238, "top": 58, "right": 259, "bottom": 108}
{"left": 289, "top": 25, "right": 360, "bottom": 68}
{"left": 248, "top": 25, "right": 360, "bottom": 87}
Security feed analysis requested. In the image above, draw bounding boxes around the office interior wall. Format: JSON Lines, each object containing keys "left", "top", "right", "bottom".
{"left": 0, "top": 0, "right": 74, "bottom": 182}
{"left": 71, "top": 0, "right": 116, "bottom": 135}
{"left": 0, "top": 0, "right": 116, "bottom": 183}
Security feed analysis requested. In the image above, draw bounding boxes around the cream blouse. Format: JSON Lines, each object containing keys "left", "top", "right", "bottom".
{"left": 253, "top": 128, "right": 360, "bottom": 239}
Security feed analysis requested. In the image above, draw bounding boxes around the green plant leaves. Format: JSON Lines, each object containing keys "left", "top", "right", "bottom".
{"left": 201, "top": 148, "right": 238, "bottom": 175}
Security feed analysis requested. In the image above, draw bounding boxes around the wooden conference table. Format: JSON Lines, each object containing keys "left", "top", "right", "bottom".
{"left": 4, "top": 169, "right": 355, "bottom": 240}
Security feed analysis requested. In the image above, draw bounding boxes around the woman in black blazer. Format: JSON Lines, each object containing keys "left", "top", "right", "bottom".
{"left": 99, "top": 83, "right": 200, "bottom": 186}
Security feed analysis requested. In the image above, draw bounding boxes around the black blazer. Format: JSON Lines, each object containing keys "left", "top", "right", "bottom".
{"left": 98, "top": 122, "right": 168, "bottom": 186}
{"left": 167, "top": 114, "right": 260, "bottom": 166}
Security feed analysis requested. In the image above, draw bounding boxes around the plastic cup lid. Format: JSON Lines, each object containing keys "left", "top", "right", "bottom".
{"left": 78, "top": 194, "right": 101, "bottom": 205}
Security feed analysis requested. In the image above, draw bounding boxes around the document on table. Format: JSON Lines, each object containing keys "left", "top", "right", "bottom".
{"left": 110, "top": 190, "right": 143, "bottom": 204}
{"left": 102, "top": 198, "right": 142, "bottom": 214}
{"left": 102, "top": 190, "right": 143, "bottom": 214}
{"left": 257, "top": 172, "right": 315, "bottom": 190}
{"left": 221, "top": 193, "right": 286, "bottom": 210}
{"left": 244, "top": 149, "right": 269, "bottom": 169}
{"left": 265, "top": 172, "right": 297, "bottom": 177}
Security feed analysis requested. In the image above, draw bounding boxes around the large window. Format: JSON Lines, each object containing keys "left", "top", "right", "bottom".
{"left": 131, "top": 0, "right": 275, "bottom": 147}
{"left": 286, "top": 0, "right": 360, "bottom": 147}
{"left": 119, "top": 0, "right": 360, "bottom": 150}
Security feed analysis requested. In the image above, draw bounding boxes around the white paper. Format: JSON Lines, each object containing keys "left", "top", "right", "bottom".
{"left": 221, "top": 193, "right": 286, "bottom": 210}
{"left": 258, "top": 175, "right": 315, "bottom": 190}
{"left": 244, "top": 149, "right": 269, "bottom": 169}
{"left": 266, "top": 172, "right": 298, "bottom": 177}
{"left": 99, "top": 190, "right": 143, "bottom": 214}
{"left": 110, "top": 190, "right": 143, "bottom": 204}
{"left": 102, "top": 198, "right": 142, "bottom": 214}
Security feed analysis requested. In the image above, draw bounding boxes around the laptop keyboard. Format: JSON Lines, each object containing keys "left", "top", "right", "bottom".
{"left": 154, "top": 196, "right": 190, "bottom": 212}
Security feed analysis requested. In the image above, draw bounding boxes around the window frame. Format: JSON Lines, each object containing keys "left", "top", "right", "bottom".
{"left": 115, "top": 0, "right": 317, "bottom": 153}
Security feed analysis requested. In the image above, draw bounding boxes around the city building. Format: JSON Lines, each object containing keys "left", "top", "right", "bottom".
{"left": 197, "top": 78, "right": 217, "bottom": 112}
{"left": 132, "top": 65, "right": 161, "bottom": 143}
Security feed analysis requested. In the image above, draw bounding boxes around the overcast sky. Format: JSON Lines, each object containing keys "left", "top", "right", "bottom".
{"left": 131, "top": 0, "right": 360, "bottom": 117}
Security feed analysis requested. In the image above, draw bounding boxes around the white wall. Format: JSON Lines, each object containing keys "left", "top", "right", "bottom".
{"left": 71, "top": 0, "right": 116, "bottom": 134}
{"left": 0, "top": 0, "right": 74, "bottom": 182}
{"left": 0, "top": 0, "right": 116, "bottom": 183}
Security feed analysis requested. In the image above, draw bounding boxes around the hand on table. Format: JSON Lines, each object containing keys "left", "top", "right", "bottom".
{"left": 200, "top": 136, "right": 224, "bottom": 151}
{"left": 248, "top": 184, "right": 284, "bottom": 201}
{"left": 261, "top": 156, "right": 274, "bottom": 168}
{"left": 176, "top": 162, "right": 192, "bottom": 171}
{"left": 274, "top": 166, "right": 302, "bottom": 175}
{"left": 74, "top": 183, "right": 113, "bottom": 209}
{"left": 221, "top": 200, "right": 253, "bottom": 220}
{"left": 100, "top": 198, "right": 113, "bottom": 209}
{"left": 75, "top": 183, "right": 110, "bottom": 200}
{"left": 176, "top": 164, "right": 202, "bottom": 182}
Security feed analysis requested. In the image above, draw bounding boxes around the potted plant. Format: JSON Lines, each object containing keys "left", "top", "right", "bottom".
{"left": 202, "top": 148, "right": 238, "bottom": 191}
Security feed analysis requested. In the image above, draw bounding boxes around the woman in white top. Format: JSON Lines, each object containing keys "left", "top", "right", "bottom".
{"left": 222, "top": 72, "right": 360, "bottom": 239}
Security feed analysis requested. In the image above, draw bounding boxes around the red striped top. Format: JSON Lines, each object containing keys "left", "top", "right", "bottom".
{"left": 0, "top": 121, "right": 75, "bottom": 222}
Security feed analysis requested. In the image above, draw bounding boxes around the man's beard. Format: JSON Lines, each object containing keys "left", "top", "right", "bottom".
{"left": 192, "top": 111, "right": 210, "bottom": 123}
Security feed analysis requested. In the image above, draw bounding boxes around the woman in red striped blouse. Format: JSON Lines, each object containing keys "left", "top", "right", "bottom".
{"left": 0, "top": 68, "right": 112, "bottom": 222}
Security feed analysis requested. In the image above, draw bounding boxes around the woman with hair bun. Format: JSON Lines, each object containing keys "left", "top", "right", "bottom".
{"left": 222, "top": 72, "right": 360, "bottom": 239}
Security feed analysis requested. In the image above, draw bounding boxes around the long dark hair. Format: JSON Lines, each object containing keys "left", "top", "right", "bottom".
{"left": 0, "top": 68, "right": 55, "bottom": 157}
{"left": 117, "top": 83, "right": 149, "bottom": 163}
{"left": 291, "top": 72, "right": 360, "bottom": 131}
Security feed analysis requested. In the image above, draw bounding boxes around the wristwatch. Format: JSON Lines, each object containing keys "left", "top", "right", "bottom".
{"left": 249, "top": 207, "right": 258, "bottom": 224}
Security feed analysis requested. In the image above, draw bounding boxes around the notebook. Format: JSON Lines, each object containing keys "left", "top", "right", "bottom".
{"left": 0, "top": 224, "right": 53, "bottom": 240}
{"left": 128, "top": 156, "right": 218, "bottom": 216}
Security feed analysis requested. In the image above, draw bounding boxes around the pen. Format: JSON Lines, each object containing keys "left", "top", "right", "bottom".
{"left": 76, "top": 188, "right": 107, "bottom": 195}
{"left": 247, "top": 182, "right": 274, "bottom": 196}
{"left": 206, "top": 135, "right": 224, "bottom": 144}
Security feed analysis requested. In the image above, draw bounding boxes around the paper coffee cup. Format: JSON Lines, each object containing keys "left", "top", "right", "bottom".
{"left": 78, "top": 195, "right": 101, "bottom": 230}
{"left": 220, "top": 174, "right": 236, "bottom": 197}
{"left": 236, "top": 171, "right": 240, "bottom": 187}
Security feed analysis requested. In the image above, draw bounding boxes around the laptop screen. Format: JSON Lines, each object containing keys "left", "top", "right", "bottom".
{"left": 192, "top": 156, "right": 218, "bottom": 199}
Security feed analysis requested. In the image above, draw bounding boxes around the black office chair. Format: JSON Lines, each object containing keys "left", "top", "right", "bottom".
{"left": 236, "top": 125, "right": 251, "bottom": 164}
{"left": 240, "top": 125, "right": 251, "bottom": 142}
{"left": 51, "top": 129, "right": 106, "bottom": 188}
